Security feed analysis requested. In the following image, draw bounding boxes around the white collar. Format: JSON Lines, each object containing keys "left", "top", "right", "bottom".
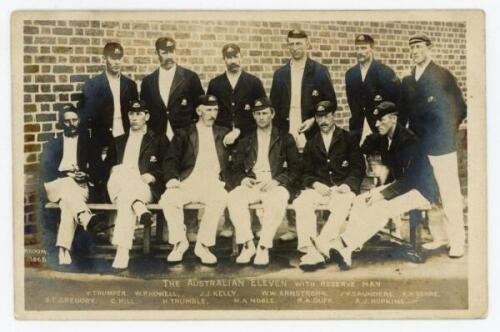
{"left": 291, "top": 57, "right": 307, "bottom": 68}
{"left": 416, "top": 57, "right": 431, "bottom": 73}
{"left": 160, "top": 64, "right": 177, "bottom": 74}
{"left": 360, "top": 58, "right": 373, "bottom": 71}
{"left": 105, "top": 71, "right": 121, "bottom": 81}
{"left": 129, "top": 126, "right": 147, "bottom": 136}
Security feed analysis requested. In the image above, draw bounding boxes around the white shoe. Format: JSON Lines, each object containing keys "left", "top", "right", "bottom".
{"left": 58, "top": 248, "right": 72, "bottom": 265}
{"left": 422, "top": 240, "right": 449, "bottom": 250}
{"left": 167, "top": 240, "right": 189, "bottom": 263}
{"left": 253, "top": 245, "right": 269, "bottom": 267}
{"left": 219, "top": 228, "right": 234, "bottom": 238}
{"left": 299, "top": 248, "right": 325, "bottom": 271}
{"left": 449, "top": 245, "right": 465, "bottom": 258}
{"left": 112, "top": 247, "right": 130, "bottom": 269}
{"left": 194, "top": 242, "right": 217, "bottom": 265}
{"left": 236, "top": 241, "right": 256, "bottom": 264}
{"left": 279, "top": 231, "right": 297, "bottom": 242}
{"left": 310, "top": 236, "right": 331, "bottom": 259}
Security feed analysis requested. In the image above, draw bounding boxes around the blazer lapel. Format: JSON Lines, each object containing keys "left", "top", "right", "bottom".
{"left": 188, "top": 125, "right": 199, "bottom": 160}
{"left": 139, "top": 130, "right": 154, "bottom": 158}
{"left": 283, "top": 63, "right": 291, "bottom": 101}
{"left": 328, "top": 127, "right": 342, "bottom": 155}
{"left": 169, "top": 66, "right": 185, "bottom": 101}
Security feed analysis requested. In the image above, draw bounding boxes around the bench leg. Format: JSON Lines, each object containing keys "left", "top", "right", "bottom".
{"left": 143, "top": 223, "right": 151, "bottom": 255}
{"left": 407, "top": 209, "right": 425, "bottom": 263}
{"left": 156, "top": 212, "right": 165, "bottom": 244}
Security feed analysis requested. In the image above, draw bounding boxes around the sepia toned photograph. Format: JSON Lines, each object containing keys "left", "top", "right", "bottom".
{"left": 11, "top": 10, "right": 486, "bottom": 319}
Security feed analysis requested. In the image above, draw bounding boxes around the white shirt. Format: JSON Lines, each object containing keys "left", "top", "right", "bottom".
{"left": 290, "top": 58, "right": 307, "bottom": 149}
{"left": 185, "top": 122, "right": 221, "bottom": 185}
{"left": 106, "top": 72, "right": 124, "bottom": 137}
{"left": 226, "top": 70, "right": 241, "bottom": 90}
{"left": 159, "top": 64, "right": 177, "bottom": 140}
{"left": 122, "top": 128, "right": 145, "bottom": 171}
{"left": 415, "top": 58, "right": 431, "bottom": 81}
{"left": 321, "top": 126, "right": 335, "bottom": 152}
{"left": 253, "top": 128, "right": 272, "bottom": 182}
{"left": 360, "top": 59, "right": 373, "bottom": 82}
{"left": 58, "top": 135, "right": 78, "bottom": 172}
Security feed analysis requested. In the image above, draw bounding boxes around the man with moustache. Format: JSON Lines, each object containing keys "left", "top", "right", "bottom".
{"left": 159, "top": 95, "right": 230, "bottom": 265}
{"left": 293, "top": 101, "right": 365, "bottom": 271}
{"left": 207, "top": 43, "right": 267, "bottom": 143}
{"left": 227, "top": 97, "right": 301, "bottom": 266}
{"left": 140, "top": 37, "right": 205, "bottom": 140}
{"left": 78, "top": 42, "right": 138, "bottom": 198}
{"left": 401, "top": 35, "right": 467, "bottom": 258}
{"left": 106, "top": 101, "right": 165, "bottom": 269}
{"left": 310, "top": 102, "right": 438, "bottom": 270}
{"left": 270, "top": 29, "right": 337, "bottom": 241}
{"left": 41, "top": 104, "right": 100, "bottom": 265}
{"left": 345, "top": 34, "right": 401, "bottom": 144}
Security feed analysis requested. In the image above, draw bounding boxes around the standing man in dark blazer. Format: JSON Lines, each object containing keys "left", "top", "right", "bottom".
{"left": 159, "top": 95, "right": 231, "bottom": 265}
{"left": 345, "top": 34, "right": 401, "bottom": 144}
{"left": 41, "top": 104, "right": 99, "bottom": 266}
{"left": 401, "top": 35, "right": 467, "bottom": 258}
{"left": 106, "top": 101, "right": 166, "bottom": 269}
{"left": 78, "top": 42, "right": 139, "bottom": 198}
{"left": 227, "top": 98, "right": 301, "bottom": 267}
{"left": 140, "top": 37, "right": 205, "bottom": 140}
{"left": 311, "top": 102, "right": 439, "bottom": 270}
{"left": 207, "top": 43, "right": 267, "bottom": 142}
{"left": 293, "top": 101, "right": 365, "bottom": 271}
{"left": 270, "top": 29, "right": 337, "bottom": 150}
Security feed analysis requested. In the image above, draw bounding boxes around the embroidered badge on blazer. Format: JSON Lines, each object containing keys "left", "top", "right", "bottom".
{"left": 181, "top": 98, "right": 188, "bottom": 106}
{"left": 427, "top": 96, "right": 436, "bottom": 103}
{"left": 312, "top": 90, "right": 319, "bottom": 97}
{"left": 150, "top": 156, "right": 157, "bottom": 162}
{"left": 342, "top": 160, "right": 349, "bottom": 168}
{"left": 374, "top": 95, "right": 383, "bottom": 102}
{"left": 244, "top": 104, "right": 251, "bottom": 111}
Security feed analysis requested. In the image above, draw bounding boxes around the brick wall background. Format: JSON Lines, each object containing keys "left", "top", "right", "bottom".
{"left": 21, "top": 19, "right": 467, "bottom": 243}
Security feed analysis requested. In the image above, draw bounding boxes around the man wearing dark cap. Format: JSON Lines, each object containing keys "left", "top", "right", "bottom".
{"left": 140, "top": 37, "right": 205, "bottom": 140}
{"left": 40, "top": 104, "right": 100, "bottom": 265}
{"left": 270, "top": 29, "right": 337, "bottom": 149}
{"left": 159, "top": 95, "right": 231, "bottom": 265}
{"left": 310, "top": 101, "right": 439, "bottom": 270}
{"left": 105, "top": 100, "right": 166, "bottom": 269}
{"left": 293, "top": 101, "right": 365, "bottom": 271}
{"left": 207, "top": 43, "right": 267, "bottom": 142}
{"left": 227, "top": 97, "right": 301, "bottom": 266}
{"left": 78, "top": 42, "right": 139, "bottom": 200}
{"left": 401, "top": 35, "right": 467, "bottom": 258}
{"left": 345, "top": 34, "right": 401, "bottom": 144}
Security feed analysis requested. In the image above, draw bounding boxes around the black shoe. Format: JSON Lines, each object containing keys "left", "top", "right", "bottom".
{"left": 86, "top": 214, "right": 108, "bottom": 234}
{"left": 139, "top": 212, "right": 153, "bottom": 227}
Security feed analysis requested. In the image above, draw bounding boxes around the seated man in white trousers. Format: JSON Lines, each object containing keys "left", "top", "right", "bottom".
{"left": 311, "top": 102, "right": 439, "bottom": 270}
{"left": 41, "top": 104, "right": 100, "bottom": 265}
{"left": 160, "top": 95, "right": 231, "bottom": 265}
{"left": 227, "top": 97, "right": 301, "bottom": 266}
{"left": 294, "top": 101, "right": 365, "bottom": 271}
{"left": 106, "top": 100, "right": 166, "bottom": 269}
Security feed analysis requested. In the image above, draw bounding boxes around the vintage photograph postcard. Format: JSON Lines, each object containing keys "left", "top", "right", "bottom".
{"left": 12, "top": 10, "right": 487, "bottom": 319}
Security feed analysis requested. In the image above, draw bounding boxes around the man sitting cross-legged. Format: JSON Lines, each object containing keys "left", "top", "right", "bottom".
{"left": 311, "top": 101, "right": 439, "bottom": 270}
{"left": 106, "top": 100, "right": 166, "bottom": 269}
{"left": 227, "top": 97, "right": 301, "bottom": 267}
{"left": 159, "top": 95, "right": 231, "bottom": 265}
{"left": 40, "top": 104, "right": 101, "bottom": 265}
{"left": 293, "top": 100, "right": 365, "bottom": 271}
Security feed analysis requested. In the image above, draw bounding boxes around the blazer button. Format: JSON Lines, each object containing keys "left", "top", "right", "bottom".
{"left": 328, "top": 171, "right": 332, "bottom": 174}
{"left": 327, "top": 159, "right": 330, "bottom": 163}
{"left": 286, "top": 117, "right": 289, "bottom": 121}
{"left": 231, "top": 102, "right": 235, "bottom": 106}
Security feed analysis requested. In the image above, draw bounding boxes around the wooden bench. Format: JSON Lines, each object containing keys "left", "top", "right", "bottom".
{"left": 44, "top": 201, "right": 429, "bottom": 262}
